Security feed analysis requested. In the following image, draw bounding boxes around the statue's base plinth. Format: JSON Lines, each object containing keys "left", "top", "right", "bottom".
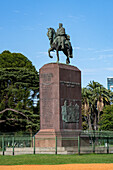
{"left": 35, "top": 129, "right": 81, "bottom": 147}
{"left": 36, "top": 63, "right": 82, "bottom": 148}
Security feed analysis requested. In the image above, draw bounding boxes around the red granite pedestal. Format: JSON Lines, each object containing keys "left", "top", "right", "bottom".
{"left": 35, "top": 63, "right": 82, "bottom": 147}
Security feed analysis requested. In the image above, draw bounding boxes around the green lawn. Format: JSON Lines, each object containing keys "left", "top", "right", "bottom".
{"left": 0, "top": 154, "right": 113, "bottom": 165}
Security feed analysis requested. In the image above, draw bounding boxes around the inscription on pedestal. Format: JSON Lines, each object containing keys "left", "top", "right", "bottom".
{"left": 42, "top": 99, "right": 53, "bottom": 128}
{"left": 40, "top": 72, "right": 54, "bottom": 128}
{"left": 41, "top": 73, "right": 53, "bottom": 82}
{"left": 60, "top": 81, "right": 80, "bottom": 88}
{"left": 42, "top": 86, "right": 53, "bottom": 98}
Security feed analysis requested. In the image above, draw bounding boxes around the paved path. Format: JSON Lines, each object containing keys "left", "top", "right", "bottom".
{"left": 0, "top": 164, "right": 113, "bottom": 170}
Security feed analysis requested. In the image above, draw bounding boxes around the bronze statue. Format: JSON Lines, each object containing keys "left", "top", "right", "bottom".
{"left": 56, "top": 23, "right": 66, "bottom": 49}
{"left": 47, "top": 23, "right": 73, "bottom": 64}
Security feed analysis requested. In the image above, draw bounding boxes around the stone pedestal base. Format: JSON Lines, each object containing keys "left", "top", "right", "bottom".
{"left": 35, "top": 129, "right": 57, "bottom": 147}
{"left": 35, "top": 129, "right": 81, "bottom": 147}
{"left": 36, "top": 63, "right": 82, "bottom": 148}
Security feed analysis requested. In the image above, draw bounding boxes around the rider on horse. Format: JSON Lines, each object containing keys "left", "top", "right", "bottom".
{"left": 54, "top": 23, "right": 72, "bottom": 51}
{"left": 47, "top": 23, "right": 73, "bottom": 64}
{"left": 56, "top": 23, "right": 66, "bottom": 49}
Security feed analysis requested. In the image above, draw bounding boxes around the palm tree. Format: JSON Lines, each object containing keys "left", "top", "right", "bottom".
{"left": 87, "top": 81, "right": 111, "bottom": 130}
{"left": 82, "top": 88, "right": 92, "bottom": 130}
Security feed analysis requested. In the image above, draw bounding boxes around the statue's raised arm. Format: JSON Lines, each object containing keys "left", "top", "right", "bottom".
{"left": 47, "top": 23, "right": 73, "bottom": 64}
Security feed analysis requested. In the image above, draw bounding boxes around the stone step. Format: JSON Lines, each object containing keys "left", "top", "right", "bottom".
{"left": 4, "top": 147, "right": 77, "bottom": 155}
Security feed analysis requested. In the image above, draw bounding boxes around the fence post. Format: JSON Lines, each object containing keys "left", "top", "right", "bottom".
{"left": 107, "top": 137, "right": 109, "bottom": 154}
{"left": 55, "top": 136, "right": 57, "bottom": 155}
{"left": 78, "top": 135, "right": 80, "bottom": 155}
{"left": 2, "top": 136, "right": 4, "bottom": 155}
{"left": 93, "top": 137, "right": 95, "bottom": 153}
{"left": 33, "top": 136, "right": 35, "bottom": 154}
{"left": 92, "top": 131, "right": 95, "bottom": 153}
{"left": 12, "top": 136, "right": 15, "bottom": 155}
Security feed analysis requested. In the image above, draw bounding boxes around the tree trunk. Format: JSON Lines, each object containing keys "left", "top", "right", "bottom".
{"left": 94, "top": 112, "right": 97, "bottom": 130}
{"left": 88, "top": 114, "right": 92, "bottom": 130}
{"left": 97, "top": 110, "right": 100, "bottom": 130}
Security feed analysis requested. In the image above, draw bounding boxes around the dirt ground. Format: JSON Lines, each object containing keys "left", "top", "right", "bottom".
{"left": 0, "top": 164, "right": 113, "bottom": 170}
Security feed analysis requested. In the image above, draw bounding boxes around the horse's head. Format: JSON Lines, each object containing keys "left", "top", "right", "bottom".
{"left": 47, "top": 28, "right": 56, "bottom": 41}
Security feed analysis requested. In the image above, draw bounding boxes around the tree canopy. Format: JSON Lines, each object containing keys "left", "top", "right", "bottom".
{"left": 99, "top": 105, "right": 113, "bottom": 131}
{"left": 0, "top": 50, "right": 39, "bottom": 134}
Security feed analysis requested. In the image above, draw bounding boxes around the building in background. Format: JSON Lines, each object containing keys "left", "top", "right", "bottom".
{"left": 107, "top": 77, "right": 113, "bottom": 92}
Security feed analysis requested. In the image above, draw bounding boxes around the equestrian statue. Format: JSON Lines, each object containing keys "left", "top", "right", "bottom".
{"left": 47, "top": 23, "right": 73, "bottom": 64}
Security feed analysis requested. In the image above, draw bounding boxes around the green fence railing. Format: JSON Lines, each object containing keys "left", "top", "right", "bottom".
{"left": 0, "top": 130, "right": 113, "bottom": 155}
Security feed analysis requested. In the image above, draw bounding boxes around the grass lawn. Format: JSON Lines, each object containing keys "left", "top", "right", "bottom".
{"left": 0, "top": 154, "right": 113, "bottom": 165}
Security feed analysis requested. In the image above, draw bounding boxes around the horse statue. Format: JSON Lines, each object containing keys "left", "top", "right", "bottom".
{"left": 47, "top": 26, "right": 73, "bottom": 64}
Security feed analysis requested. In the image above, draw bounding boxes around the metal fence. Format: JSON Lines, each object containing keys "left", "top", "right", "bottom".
{"left": 0, "top": 131, "right": 113, "bottom": 155}
{"left": 80, "top": 130, "right": 113, "bottom": 154}
{"left": 0, "top": 134, "right": 34, "bottom": 155}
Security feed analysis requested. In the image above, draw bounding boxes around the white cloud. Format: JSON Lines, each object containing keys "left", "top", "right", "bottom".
{"left": 74, "top": 47, "right": 113, "bottom": 54}
{"left": 81, "top": 68, "right": 101, "bottom": 76}
{"left": 68, "top": 15, "right": 79, "bottom": 19}
{"left": 87, "top": 48, "right": 94, "bottom": 51}
{"left": 105, "top": 67, "right": 113, "bottom": 71}
{"left": 82, "top": 67, "right": 113, "bottom": 76}
{"left": 98, "top": 54, "right": 113, "bottom": 60}
{"left": 89, "top": 57, "right": 96, "bottom": 61}
{"left": 37, "top": 51, "right": 55, "bottom": 57}
{"left": 68, "top": 15, "right": 86, "bottom": 22}
{"left": 73, "top": 47, "right": 94, "bottom": 51}
{"left": 38, "top": 52, "right": 48, "bottom": 55}
{"left": 73, "top": 47, "right": 80, "bottom": 50}
{"left": 95, "top": 49, "right": 113, "bottom": 53}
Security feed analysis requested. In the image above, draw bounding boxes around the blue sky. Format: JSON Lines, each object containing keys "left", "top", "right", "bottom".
{"left": 0, "top": 0, "right": 113, "bottom": 88}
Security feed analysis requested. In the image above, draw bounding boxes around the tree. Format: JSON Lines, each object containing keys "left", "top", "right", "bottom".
{"left": 99, "top": 105, "right": 113, "bottom": 130}
{"left": 0, "top": 50, "right": 39, "bottom": 134}
{"left": 87, "top": 81, "right": 111, "bottom": 130}
{"left": 82, "top": 88, "right": 92, "bottom": 130}
{"left": 82, "top": 81, "right": 112, "bottom": 130}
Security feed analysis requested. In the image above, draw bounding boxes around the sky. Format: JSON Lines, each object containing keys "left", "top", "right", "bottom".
{"left": 0, "top": 0, "right": 113, "bottom": 88}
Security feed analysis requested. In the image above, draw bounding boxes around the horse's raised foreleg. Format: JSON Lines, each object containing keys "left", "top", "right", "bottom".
{"left": 56, "top": 50, "right": 59, "bottom": 63}
{"left": 48, "top": 48, "right": 53, "bottom": 58}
